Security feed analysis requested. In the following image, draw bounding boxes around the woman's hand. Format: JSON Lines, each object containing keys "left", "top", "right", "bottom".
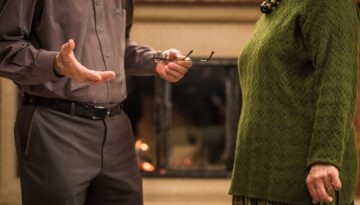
{"left": 306, "top": 164, "right": 341, "bottom": 204}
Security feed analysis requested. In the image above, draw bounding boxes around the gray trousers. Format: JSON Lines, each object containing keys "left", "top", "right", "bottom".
{"left": 14, "top": 104, "right": 142, "bottom": 205}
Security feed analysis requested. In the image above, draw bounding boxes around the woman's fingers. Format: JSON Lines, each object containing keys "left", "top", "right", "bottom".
{"left": 306, "top": 180, "right": 319, "bottom": 204}
{"left": 306, "top": 164, "right": 341, "bottom": 204}
{"left": 315, "top": 180, "right": 333, "bottom": 203}
{"left": 328, "top": 168, "right": 342, "bottom": 191}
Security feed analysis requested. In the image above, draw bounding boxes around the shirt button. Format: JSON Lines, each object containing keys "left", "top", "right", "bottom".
{"left": 98, "top": 27, "right": 104, "bottom": 32}
{"left": 105, "top": 53, "right": 111, "bottom": 57}
{"left": 95, "top": 0, "right": 102, "bottom": 6}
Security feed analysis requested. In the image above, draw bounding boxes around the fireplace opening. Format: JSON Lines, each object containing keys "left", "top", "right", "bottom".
{"left": 124, "top": 58, "right": 240, "bottom": 178}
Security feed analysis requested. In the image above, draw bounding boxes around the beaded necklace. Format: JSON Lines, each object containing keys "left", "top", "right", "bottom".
{"left": 260, "top": 0, "right": 281, "bottom": 14}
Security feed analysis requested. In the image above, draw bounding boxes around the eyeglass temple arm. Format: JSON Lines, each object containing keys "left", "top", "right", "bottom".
{"left": 199, "top": 51, "right": 215, "bottom": 62}
{"left": 182, "top": 50, "right": 194, "bottom": 60}
{"left": 206, "top": 51, "right": 215, "bottom": 61}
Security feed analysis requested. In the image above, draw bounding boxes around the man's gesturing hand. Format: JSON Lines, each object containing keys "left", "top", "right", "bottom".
{"left": 155, "top": 49, "right": 192, "bottom": 83}
{"left": 54, "top": 39, "right": 115, "bottom": 84}
{"left": 306, "top": 164, "right": 341, "bottom": 204}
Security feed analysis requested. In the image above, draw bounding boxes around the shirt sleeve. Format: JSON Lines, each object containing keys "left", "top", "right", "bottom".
{"left": 0, "top": 0, "right": 60, "bottom": 85}
{"left": 124, "top": 0, "right": 157, "bottom": 76}
{"left": 302, "top": 0, "right": 359, "bottom": 169}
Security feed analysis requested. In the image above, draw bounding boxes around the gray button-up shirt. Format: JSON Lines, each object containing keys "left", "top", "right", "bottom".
{"left": 0, "top": 0, "right": 156, "bottom": 103}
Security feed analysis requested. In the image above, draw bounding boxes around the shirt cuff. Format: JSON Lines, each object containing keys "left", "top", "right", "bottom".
{"left": 34, "top": 50, "right": 61, "bottom": 82}
{"left": 143, "top": 50, "right": 158, "bottom": 75}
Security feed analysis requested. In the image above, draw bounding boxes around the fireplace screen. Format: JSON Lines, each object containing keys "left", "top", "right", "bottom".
{"left": 124, "top": 58, "right": 240, "bottom": 177}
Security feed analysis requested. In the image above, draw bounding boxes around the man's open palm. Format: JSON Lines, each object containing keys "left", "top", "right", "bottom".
{"left": 54, "top": 39, "right": 115, "bottom": 84}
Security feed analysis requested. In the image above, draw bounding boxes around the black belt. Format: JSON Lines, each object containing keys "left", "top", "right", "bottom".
{"left": 22, "top": 94, "right": 123, "bottom": 120}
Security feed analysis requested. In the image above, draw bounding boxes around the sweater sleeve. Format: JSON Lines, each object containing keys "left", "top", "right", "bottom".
{"left": 302, "top": 0, "right": 359, "bottom": 169}
{"left": 0, "top": 0, "right": 60, "bottom": 85}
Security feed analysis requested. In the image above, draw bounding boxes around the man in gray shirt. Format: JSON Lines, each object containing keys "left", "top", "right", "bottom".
{"left": 0, "top": 0, "right": 191, "bottom": 204}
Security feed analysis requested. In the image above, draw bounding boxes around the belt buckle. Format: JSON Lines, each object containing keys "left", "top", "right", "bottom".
{"left": 91, "top": 105, "right": 110, "bottom": 120}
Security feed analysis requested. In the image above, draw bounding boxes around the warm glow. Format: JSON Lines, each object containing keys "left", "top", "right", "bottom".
{"left": 183, "top": 158, "right": 193, "bottom": 167}
{"left": 135, "top": 140, "right": 143, "bottom": 150}
{"left": 140, "top": 143, "right": 149, "bottom": 151}
{"left": 135, "top": 139, "right": 149, "bottom": 152}
{"left": 141, "top": 162, "right": 155, "bottom": 172}
{"left": 159, "top": 169, "right": 167, "bottom": 176}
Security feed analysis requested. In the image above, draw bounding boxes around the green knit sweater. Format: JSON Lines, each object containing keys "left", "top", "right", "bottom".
{"left": 229, "top": 0, "right": 359, "bottom": 204}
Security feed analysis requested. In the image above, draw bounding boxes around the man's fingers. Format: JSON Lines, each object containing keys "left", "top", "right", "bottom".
{"left": 80, "top": 71, "right": 102, "bottom": 83}
{"left": 164, "top": 74, "right": 178, "bottom": 83}
{"left": 60, "top": 39, "right": 76, "bottom": 59}
{"left": 168, "top": 63, "right": 188, "bottom": 75}
{"left": 160, "top": 67, "right": 180, "bottom": 83}
{"left": 166, "top": 49, "right": 182, "bottom": 59}
{"left": 176, "top": 59, "right": 192, "bottom": 68}
{"left": 80, "top": 69, "right": 117, "bottom": 83}
{"left": 158, "top": 49, "right": 193, "bottom": 83}
{"left": 98, "top": 71, "right": 116, "bottom": 81}
{"left": 66, "top": 39, "right": 75, "bottom": 52}
{"left": 155, "top": 63, "right": 181, "bottom": 82}
{"left": 156, "top": 66, "right": 167, "bottom": 79}
{"left": 56, "top": 39, "right": 114, "bottom": 85}
{"left": 81, "top": 71, "right": 115, "bottom": 84}
{"left": 165, "top": 68, "right": 182, "bottom": 82}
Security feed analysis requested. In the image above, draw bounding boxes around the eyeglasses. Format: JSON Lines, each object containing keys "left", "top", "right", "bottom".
{"left": 152, "top": 50, "right": 215, "bottom": 63}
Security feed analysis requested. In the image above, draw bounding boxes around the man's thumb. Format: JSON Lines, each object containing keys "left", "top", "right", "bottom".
{"left": 63, "top": 39, "right": 75, "bottom": 54}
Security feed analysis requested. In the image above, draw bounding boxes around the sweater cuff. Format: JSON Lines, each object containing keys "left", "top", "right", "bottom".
{"left": 35, "top": 50, "right": 61, "bottom": 82}
{"left": 306, "top": 158, "right": 342, "bottom": 170}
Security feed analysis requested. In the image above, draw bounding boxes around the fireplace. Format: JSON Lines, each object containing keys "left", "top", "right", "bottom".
{"left": 124, "top": 58, "right": 240, "bottom": 178}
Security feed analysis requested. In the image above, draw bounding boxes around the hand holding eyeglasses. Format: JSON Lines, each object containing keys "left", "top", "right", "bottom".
{"left": 153, "top": 50, "right": 215, "bottom": 63}
{"left": 154, "top": 49, "right": 194, "bottom": 83}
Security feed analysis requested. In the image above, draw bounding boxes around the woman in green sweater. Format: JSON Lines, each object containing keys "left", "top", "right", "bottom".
{"left": 229, "top": 0, "right": 359, "bottom": 204}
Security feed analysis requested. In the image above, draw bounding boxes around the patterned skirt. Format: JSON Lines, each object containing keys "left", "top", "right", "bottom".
{"left": 232, "top": 196, "right": 290, "bottom": 205}
{"left": 232, "top": 195, "right": 351, "bottom": 205}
